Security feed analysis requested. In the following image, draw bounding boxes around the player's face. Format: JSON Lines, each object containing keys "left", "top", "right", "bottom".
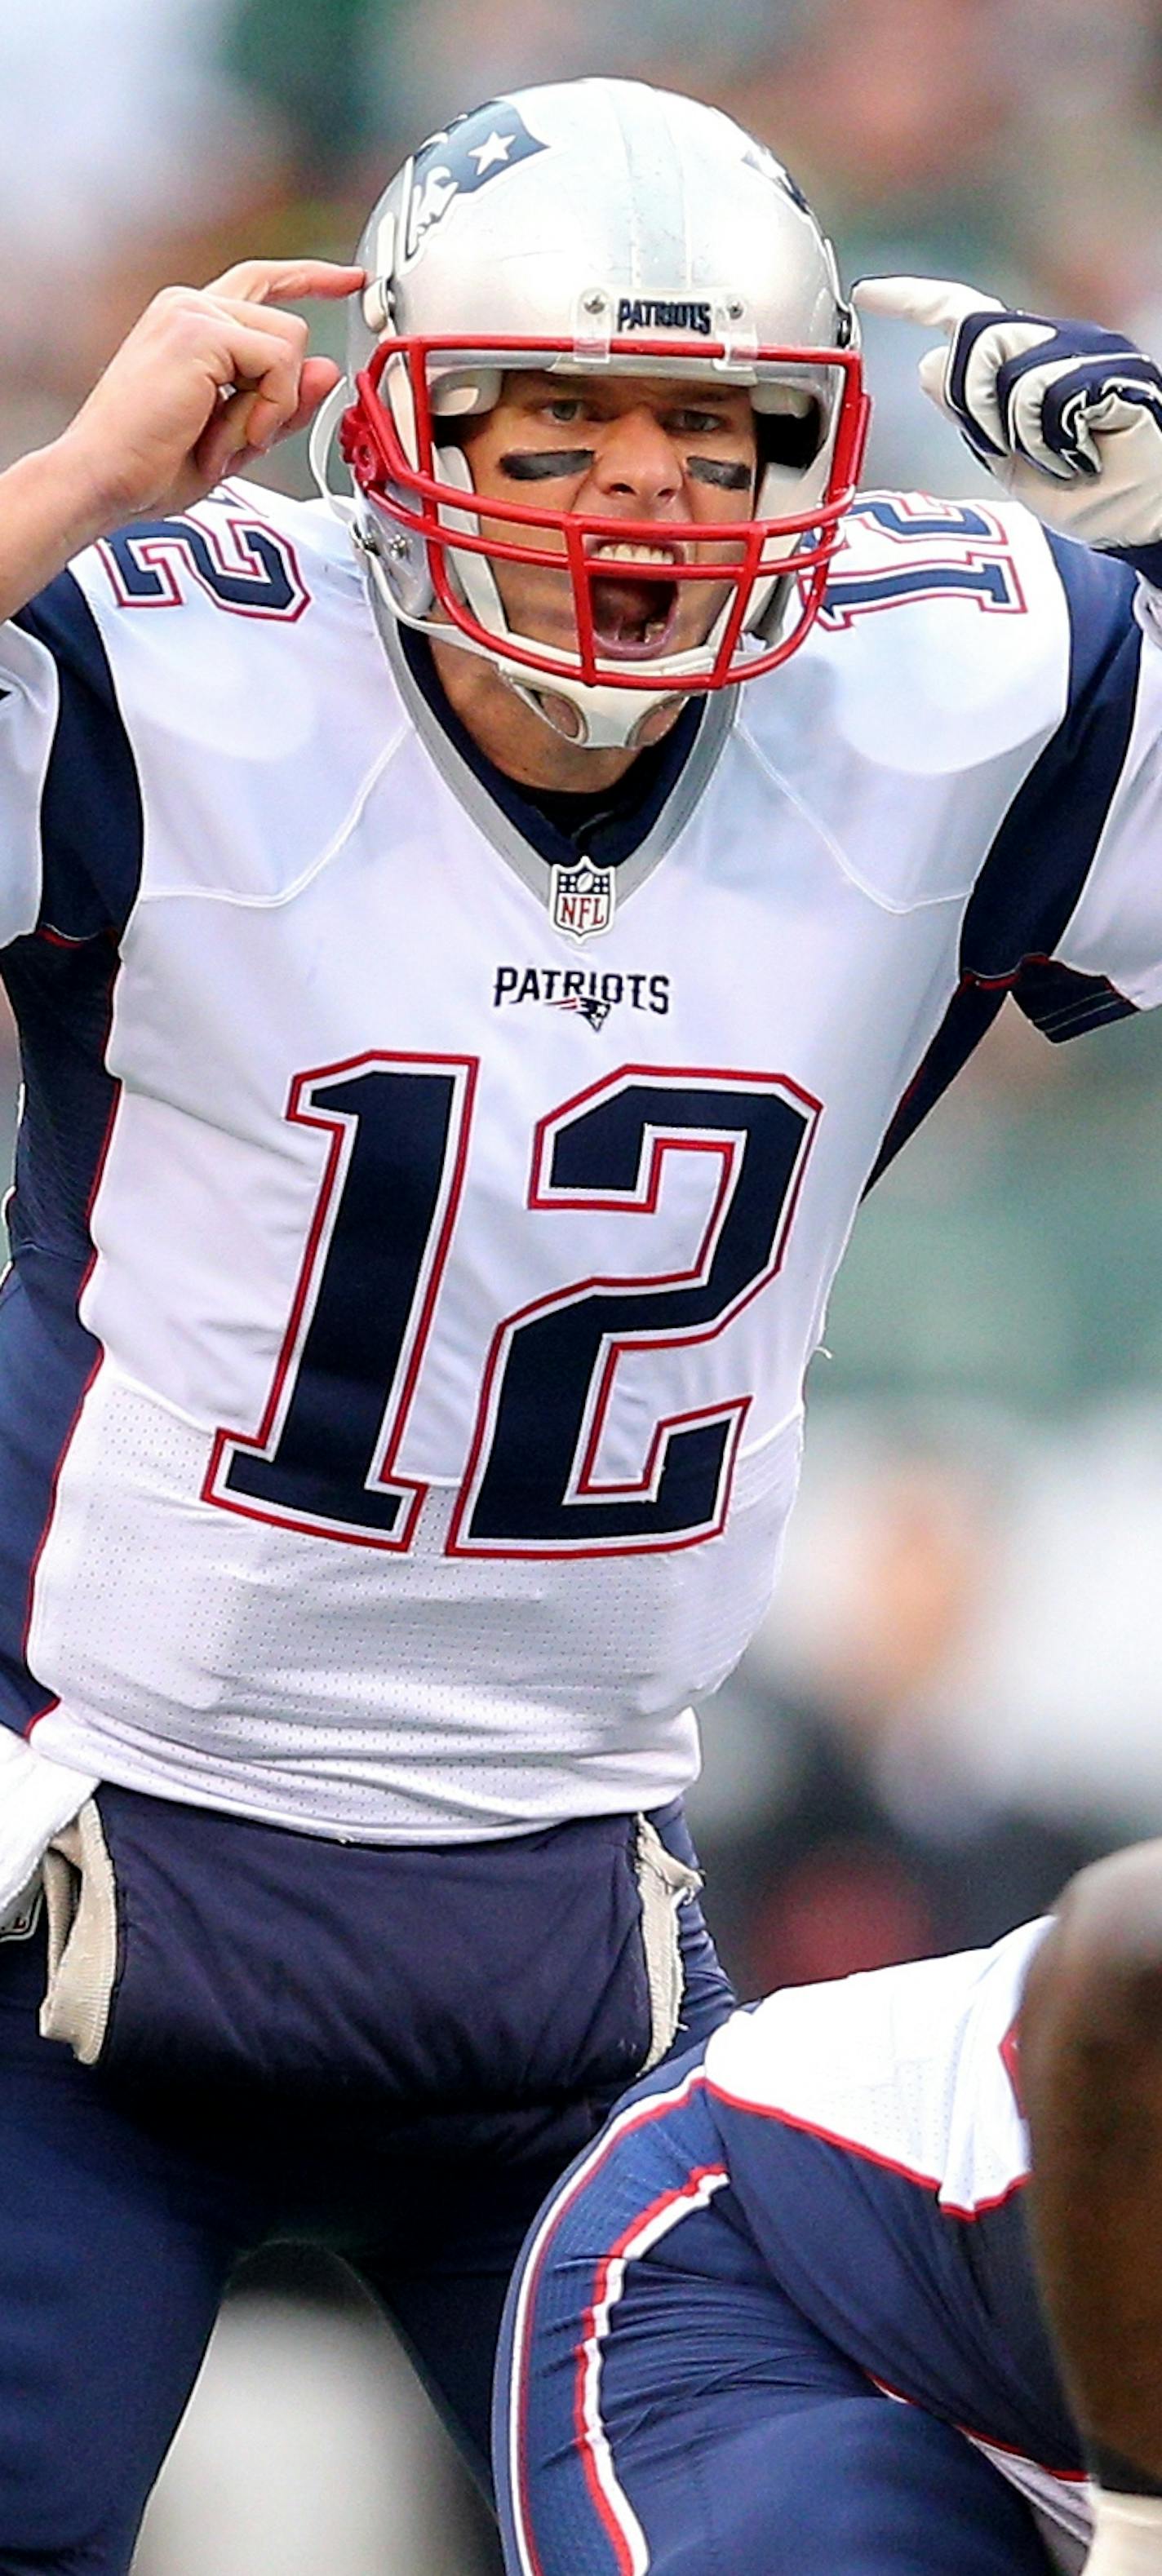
{"left": 458, "top": 371, "right": 759, "bottom": 662}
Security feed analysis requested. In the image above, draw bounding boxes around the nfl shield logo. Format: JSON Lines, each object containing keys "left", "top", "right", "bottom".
{"left": 549, "top": 859, "right": 615, "bottom": 943}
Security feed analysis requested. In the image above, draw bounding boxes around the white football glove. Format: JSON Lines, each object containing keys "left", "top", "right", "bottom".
{"left": 854, "top": 275, "right": 1162, "bottom": 570}
{"left": 0, "top": 1728, "right": 98, "bottom": 1925}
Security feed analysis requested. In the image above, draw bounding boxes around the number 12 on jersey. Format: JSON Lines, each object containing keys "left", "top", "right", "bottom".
{"left": 204, "top": 1055, "right": 820, "bottom": 1558}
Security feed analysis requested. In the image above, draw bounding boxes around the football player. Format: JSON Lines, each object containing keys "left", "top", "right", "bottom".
{"left": 495, "top": 1842, "right": 1162, "bottom": 2576}
{"left": 4, "top": 73, "right": 1162, "bottom": 2569}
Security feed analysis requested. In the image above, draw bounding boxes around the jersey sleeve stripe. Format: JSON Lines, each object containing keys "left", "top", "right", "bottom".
{"left": 1011, "top": 954, "right": 1134, "bottom": 1042}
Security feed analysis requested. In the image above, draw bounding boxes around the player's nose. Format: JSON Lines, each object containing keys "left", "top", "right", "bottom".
{"left": 588, "top": 407, "right": 685, "bottom": 512}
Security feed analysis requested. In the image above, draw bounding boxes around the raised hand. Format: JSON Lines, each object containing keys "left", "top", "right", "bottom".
{"left": 54, "top": 256, "right": 365, "bottom": 534}
{"left": 854, "top": 275, "right": 1162, "bottom": 564}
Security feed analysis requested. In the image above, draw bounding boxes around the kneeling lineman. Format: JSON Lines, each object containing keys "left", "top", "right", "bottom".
{"left": 497, "top": 1841, "right": 1162, "bottom": 2576}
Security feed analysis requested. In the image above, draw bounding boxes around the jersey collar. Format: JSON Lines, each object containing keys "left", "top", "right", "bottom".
{"left": 371, "top": 586, "right": 739, "bottom": 918}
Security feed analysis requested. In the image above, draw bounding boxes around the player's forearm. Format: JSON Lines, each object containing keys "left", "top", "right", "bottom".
{"left": 0, "top": 436, "right": 125, "bottom": 625}
{"left": 1021, "top": 1843, "right": 1162, "bottom": 2484}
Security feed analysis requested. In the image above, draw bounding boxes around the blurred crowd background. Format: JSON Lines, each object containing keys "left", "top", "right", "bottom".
{"left": 5, "top": 2, "right": 1162, "bottom": 2569}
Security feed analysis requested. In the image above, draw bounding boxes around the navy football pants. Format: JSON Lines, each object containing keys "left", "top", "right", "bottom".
{"left": 496, "top": 2071, "right": 1058, "bottom": 2576}
{"left": 0, "top": 1795, "right": 730, "bottom": 2575}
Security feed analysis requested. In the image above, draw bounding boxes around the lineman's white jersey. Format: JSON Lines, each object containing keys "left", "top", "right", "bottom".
{"left": 1, "top": 485, "right": 1160, "bottom": 1839}
{"left": 706, "top": 1918, "right": 1044, "bottom": 2221}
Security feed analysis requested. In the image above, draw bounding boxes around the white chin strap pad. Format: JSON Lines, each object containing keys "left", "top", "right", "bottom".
{"left": 502, "top": 667, "right": 683, "bottom": 752}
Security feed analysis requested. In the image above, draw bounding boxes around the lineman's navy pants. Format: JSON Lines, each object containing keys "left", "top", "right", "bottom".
{"left": 0, "top": 1785, "right": 730, "bottom": 2574}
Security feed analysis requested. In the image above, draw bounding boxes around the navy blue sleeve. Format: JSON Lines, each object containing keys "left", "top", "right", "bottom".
{"left": 871, "top": 537, "right": 1142, "bottom": 1184}
{"left": 10, "top": 570, "right": 144, "bottom": 944}
{"left": 961, "top": 534, "right": 1142, "bottom": 1029}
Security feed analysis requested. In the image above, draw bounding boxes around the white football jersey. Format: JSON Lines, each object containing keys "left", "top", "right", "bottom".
{"left": 2, "top": 483, "right": 1161, "bottom": 1838}
{"left": 706, "top": 1919, "right": 1041, "bottom": 2215}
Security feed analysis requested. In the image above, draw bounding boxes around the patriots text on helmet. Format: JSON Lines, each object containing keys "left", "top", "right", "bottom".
{"left": 615, "top": 299, "right": 714, "bottom": 336}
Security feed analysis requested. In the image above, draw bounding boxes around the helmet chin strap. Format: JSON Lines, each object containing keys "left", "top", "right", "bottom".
{"left": 499, "top": 665, "right": 689, "bottom": 752}
{"left": 308, "top": 379, "right": 358, "bottom": 525}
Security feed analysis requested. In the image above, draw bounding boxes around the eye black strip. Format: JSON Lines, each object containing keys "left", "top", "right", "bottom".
{"left": 687, "top": 456, "right": 752, "bottom": 491}
{"left": 499, "top": 449, "right": 596, "bottom": 481}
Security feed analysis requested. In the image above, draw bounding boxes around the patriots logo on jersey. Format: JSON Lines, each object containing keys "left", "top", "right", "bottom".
{"left": 552, "top": 991, "right": 611, "bottom": 1029}
{"left": 491, "top": 964, "right": 671, "bottom": 1020}
{"left": 403, "top": 103, "right": 548, "bottom": 261}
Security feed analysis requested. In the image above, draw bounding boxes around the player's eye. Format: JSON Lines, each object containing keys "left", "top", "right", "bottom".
{"left": 541, "top": 397, "right": 585, "bottom": 426}
{"left": 671, "top": 409, "right": 733, "bottom": 437}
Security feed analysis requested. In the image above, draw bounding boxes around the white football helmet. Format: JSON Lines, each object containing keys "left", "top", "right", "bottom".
{"left": 325, "top": 77, "right": 868, "bottom": 750}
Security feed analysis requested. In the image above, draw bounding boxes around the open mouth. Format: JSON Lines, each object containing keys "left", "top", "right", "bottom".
{"left": 587, "top": 541, "right": 682, "bottom": 660}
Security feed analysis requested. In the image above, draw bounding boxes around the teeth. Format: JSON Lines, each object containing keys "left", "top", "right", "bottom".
{"left": 592, "top": 542, "right": 676, "bottom": 564}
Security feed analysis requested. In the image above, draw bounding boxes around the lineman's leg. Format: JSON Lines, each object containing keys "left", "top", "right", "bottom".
{"left": 0, "top": 1924, "right": 247, "bottom": 2575}
{"left": 513, "top": 2395, "right": 1056, "bottom": 2576}
{"left": 497, "top": 2081, "right": 1054, "bottom": 2576}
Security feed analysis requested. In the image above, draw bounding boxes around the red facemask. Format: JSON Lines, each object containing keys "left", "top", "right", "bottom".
{"left": 340, "top": 333, "right": 870, "bottom": 693}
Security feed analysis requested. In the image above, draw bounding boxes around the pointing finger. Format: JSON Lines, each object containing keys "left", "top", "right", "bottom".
{"left": 203, "top": 258, "right": 365, "bottom": 306}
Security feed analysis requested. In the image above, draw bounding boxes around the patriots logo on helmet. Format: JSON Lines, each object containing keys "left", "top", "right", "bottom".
{"left": 403, "top": 102, "right": 548, "bottom": 262}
